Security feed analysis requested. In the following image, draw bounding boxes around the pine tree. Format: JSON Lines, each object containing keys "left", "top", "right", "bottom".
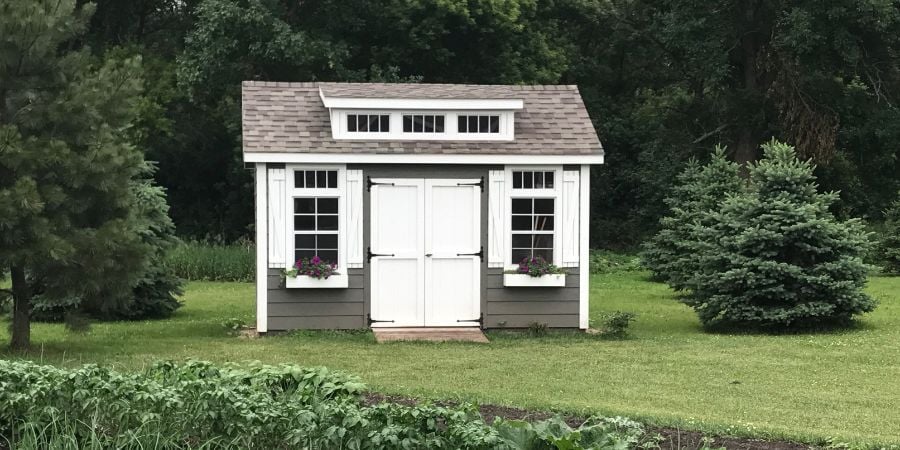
{"left": 880, "top": 192, "right": 900, "bottom": 275}
{"left": 641, "top": 147, "right": 743, "bottom": 290}
{"left": 683, "top": 140, "right": 875, "bottom": 329}
{"left": 0, "top": 0, "right": 177, "bottom": 349}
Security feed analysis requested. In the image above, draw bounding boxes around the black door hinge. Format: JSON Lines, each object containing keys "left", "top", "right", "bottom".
{"left": 368, "top": 314, "right": 395, "bottom": 326}
{"left": 457, "top": 313, "right": 484, "bottom": 327}
{"left": 457, "top": 176, "right": 484, "bottom": 192}
{"left": 367, "top": 177, "right": 395, "bottom": 192}
{"left": 367, "top": 246, "right": 395, "bottom": 262}
{"left": 457, "top": 246, "right": 484, "bottom": 261}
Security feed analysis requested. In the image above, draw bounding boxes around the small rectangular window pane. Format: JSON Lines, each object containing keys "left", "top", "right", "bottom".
{"left": 435, "top": 116, "right": 444, "bottom": 132}
{"left": 305, "top": 171, "right": 316, "bottom": 188}
{"left": 294, "top": 215, "right": 315, "bottom": 231}
{"left": 534, "top": 198, "right": 554, "bottom": 214}
{"left": 512, "top": 198, "right": 532, "bottom": 214}
{"left": 368, "top": 115, "right": 380, "bottom": 132}
{"left": 380, "top": 115, "right": 390, "bottom": 132}
{"left": 326, "top": 170, "right": 337, "bottom": 188}
{"left": 534, "top": 216, "right": 554, "bottom": 231}
{"left": 468, "top": 116, "right": 478, "bottom": 133}
{"left": 511, "top": 234, "right": 532, "bottom": 248}
{"left": 489, "top": 115, "right": 500, "bottom": 133}
{"left": 458, "top": 116, "right": 467, "bottom": 133}
{"left": 413, "top": 115, "right": 423, "bottom": 132}
{"left": 513, "top": 171, "right": 522, "bottom": 189}
{"left": 534, "top": 172, "right": 544, "bottom": 189}
{"left": 479, "top": 116, "right": 489, "bottom": 133}
{"left": 358, "top": 115, "right": 368, "bottom": 132}
{"left": 317, "top": 250, "right": 338, "bottom": 264}
{"left": 403, "top": 115, "right": 412, "bottom": 132}
{"left": 316, "top": 171, "right": 327, "bottom": 188}
{"left": 317, "top": 234, "right": 338, "bottom": 248}
{"left": 295, "top": 234, "right": 316, "bottom": 248}
{"left": 294, "top": 198, "right": 315, "bottom": 214}
{"left": 318, "top": 215, "right": 338, "bottom": 231}
{"left": 424, "top": 115, "right": 434, "bottom": 132}
{"left": 511, "top": 215, "right": 532, "bottom": 231}
{"left": 294, "top": 171, "right": 305, "bottom": 188}
{"left": 317, "top": 197, "right": 338, "bottom": 214}
{"left": 533, "top": 234, "right": 553, "bottom": 248}
{"left": 523, "top": 172, "right": 533, "bottom": 189}
{"left": 511, "top": 249, "right": 531, "bottom": 263}
{"left": 533, "top": 249, "right": 552, "bottom": 261}
{"left": 347, "top": 115, "right": 357, "bottom": 132}
{"left": 295, "top": 249, "right": 316, "bottom": 261}
{"left": 544, "top": 172, "right": 554, "bottom": 189}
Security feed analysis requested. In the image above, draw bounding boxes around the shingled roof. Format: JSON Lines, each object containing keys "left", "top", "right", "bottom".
{"left": 241, "top": 81, "right": 603, "bottom": 155}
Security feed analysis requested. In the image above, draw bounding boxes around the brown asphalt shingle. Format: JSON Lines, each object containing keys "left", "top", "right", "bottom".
{"left": 242, "top": 81, "right": 603, "bottom": 156}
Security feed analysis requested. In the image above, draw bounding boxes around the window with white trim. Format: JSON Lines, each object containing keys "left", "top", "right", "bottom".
{"left": 289, "top": 168, "right": 345, "bottom": 268}
{"left": 402, "top": 114, "right": 445, "bottom": 133}
{"left": 507, "top": 167, "right": 561, "bottom": 266}
{"left": 347, "top": 114, "right": 390, "bottom": 133}
{"left": 458, "top": 114, "right": 500, "bottom": 133}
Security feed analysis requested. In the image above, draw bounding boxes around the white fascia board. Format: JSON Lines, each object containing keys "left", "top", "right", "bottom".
{"left": 244, "top": 152, "right": 604, "bottom": 165}
{"left": 320, "top": 96, "right": 524, "bottom": 111}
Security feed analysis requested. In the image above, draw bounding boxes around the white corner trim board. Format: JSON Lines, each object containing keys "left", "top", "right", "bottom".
{"left": 255, "top": 163, "right": 268, "bottom": 333}
{"left": 579, "top": 164, "right": 590, "bottom": 330}
{"left": 244, "top": 152, "right": 604, "bottom": 165}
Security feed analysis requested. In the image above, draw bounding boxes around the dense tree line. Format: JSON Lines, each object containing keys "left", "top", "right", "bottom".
{"left": 78, "top": 0, "right": 900, "bottom": 247}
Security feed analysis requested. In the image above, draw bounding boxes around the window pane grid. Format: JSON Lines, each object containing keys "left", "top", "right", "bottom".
{"left": 458, "top": 115, "right": 500, "bottom": 133}
{"left": 403, "top": 114, "right": 445, "bottom": 133}
{"left": 293, "top": 197, "right": 339, "bottom": 265}
{"left": 294, "top": 170, "right": 338, "bottom": 189}
{"left": 347, "top": 114, "right": 390, "bottom": 133}
{"left": 510, "top": 198, "right": 554, "bottom": 263}
{"left": 511, "top": 171, "right": 554, "bottom": 189}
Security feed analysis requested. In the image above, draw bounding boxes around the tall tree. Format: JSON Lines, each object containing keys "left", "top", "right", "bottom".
{"left": 0, "top": 0, "right": 158, "bottom": 349}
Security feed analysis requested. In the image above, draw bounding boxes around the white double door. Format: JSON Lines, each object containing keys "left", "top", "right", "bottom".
{"left": 370, "top": 178, "right": 481, "bottom": 327}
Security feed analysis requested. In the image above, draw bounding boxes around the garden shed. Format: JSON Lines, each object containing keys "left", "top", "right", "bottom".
{"left": 243, "top": 82, "right": 603, "bottom": 333}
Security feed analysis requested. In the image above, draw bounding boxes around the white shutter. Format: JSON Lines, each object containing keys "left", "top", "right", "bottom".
{"left": 346, "top": 169, "right": 364, "bottom": 268}
{"left": 561, "top": 170, "right": 580, "bottom": 267}
{"left": 488, "top": 170, "right": 506, "bottom": 268}
{"left": 267, "top": 167, "right": 287, "bottom": 268}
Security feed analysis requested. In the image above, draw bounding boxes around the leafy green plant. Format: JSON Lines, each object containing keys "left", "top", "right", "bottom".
{"left": 593, "top": 312, "right": 637, "bottom": 338}
{"left": 527, "top": 322, "right": 549, "bottom": 336}
{"left": 222, "top": 317, "right": 248, "bottom": 336}
{"left": 589, "top": 251, "right": 642, "bottom": 274}
{"left": 165, "top": 241, "right": 255, "bottom": 282}
{"left": 0, "top": 359, "right": 653, "bottom": 449}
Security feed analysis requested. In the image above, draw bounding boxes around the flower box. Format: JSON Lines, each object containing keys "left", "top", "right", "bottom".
{"left": 503, "top": 273, "right": 566, "bottom": 287}
{"left": 285, "top": 273, "right": 348, "bottom": 289}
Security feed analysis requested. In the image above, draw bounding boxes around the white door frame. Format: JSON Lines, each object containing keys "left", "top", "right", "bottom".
{"left": 369, "top": 177, "right": 482, "bottom": 327}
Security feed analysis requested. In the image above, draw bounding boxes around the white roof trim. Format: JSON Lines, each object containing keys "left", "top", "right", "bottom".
{"left": 244, "top": 152, "right": 603, "bottom": 165}
{"left": 319, "top": 88, "right": 524, "bottom": 110}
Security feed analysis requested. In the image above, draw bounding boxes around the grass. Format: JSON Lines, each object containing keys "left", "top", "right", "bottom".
{"left": 2, "top": 273, "right": 899, "bottom": 446}
{"left": 164, "top": 241, "right": 254, "bottom": 282}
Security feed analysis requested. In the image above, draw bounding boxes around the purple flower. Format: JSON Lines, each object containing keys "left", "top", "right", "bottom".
{"left": 311, "top": 255, "right": 321, "bottom": 265}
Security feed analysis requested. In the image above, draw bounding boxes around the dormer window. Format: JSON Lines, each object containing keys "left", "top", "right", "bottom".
{"left": 347, "top": 114, "right": 390, "bottom": 133}
{"left": 458, "top": 115, "right": 500, "bottom": 134}
{"left": 403, "top": 114, "right": 445, "bottom": 133}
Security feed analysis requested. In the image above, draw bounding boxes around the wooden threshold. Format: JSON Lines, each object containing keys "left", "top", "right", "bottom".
{"left": 372, "top": 327, "right": 489, "bottom": 343}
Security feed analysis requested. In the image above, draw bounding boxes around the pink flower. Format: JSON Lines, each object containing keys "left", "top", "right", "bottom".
{"left": 311, "top": 255, "right": 321, "bottom": 265}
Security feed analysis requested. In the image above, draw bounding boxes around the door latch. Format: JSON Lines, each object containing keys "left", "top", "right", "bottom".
{"left": 456, "top": 246, "right": 484, "bottom": 261}
{"left": 367, "top": 247, "right": 395, "bottom": 262}
{"left": 457, "top": 313, "right": 484, "bottom": 326}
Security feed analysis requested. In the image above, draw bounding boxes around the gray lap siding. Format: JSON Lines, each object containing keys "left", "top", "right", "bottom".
{"left": 266, "top": 163, "right": 581, "bottom": 330}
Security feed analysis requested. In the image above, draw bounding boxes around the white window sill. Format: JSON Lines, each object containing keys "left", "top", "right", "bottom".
{"left": 503, "top": 273, "right": 565, "bottom": 287}
{"left": 285, "top": 273, "right": 348, "bottom": 289}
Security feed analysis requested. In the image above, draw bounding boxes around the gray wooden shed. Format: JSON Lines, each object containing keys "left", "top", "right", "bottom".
{"left": 242, "top": 82, "right": 603, "bottom": 332}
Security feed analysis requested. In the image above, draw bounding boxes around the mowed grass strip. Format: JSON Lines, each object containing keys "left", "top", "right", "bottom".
{"left": 2, "top": 273, "right": 899, "bottom": 446}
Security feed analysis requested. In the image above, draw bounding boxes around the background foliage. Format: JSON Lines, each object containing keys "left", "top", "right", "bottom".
{"left": 74, "top": 0, "right": 900, "bottom": 247}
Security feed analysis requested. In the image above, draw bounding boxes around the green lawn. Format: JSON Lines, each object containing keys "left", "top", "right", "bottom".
{"left": 2, "top": 273, "right": 899, "bottom": 446}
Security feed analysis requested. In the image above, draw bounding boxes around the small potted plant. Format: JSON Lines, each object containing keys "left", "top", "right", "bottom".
{"left": 503, "top": 256, "right": 566, "bottom": 287}
{"left": 284, "top": 255, "right": 347, "bottom": 288}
